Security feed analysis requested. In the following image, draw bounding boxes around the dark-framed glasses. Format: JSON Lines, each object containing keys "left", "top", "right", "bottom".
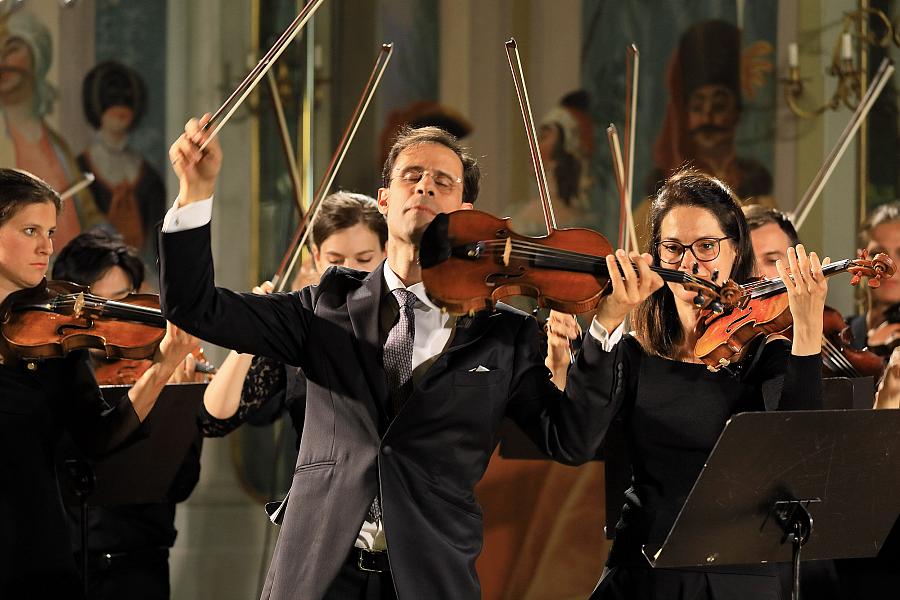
{"left": 656, "top": 236, "right": 730, "bottom": 264}
{"left": 393, "top": 167, "right": 461, "bottom": 193}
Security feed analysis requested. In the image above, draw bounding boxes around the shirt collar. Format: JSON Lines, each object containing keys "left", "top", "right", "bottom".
{"left": 382, "top": 262, "right": 439, "bottom": 312}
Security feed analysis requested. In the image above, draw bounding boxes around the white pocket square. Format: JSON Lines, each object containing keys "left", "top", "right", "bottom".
{"left": 469, "top": 365, "right": 491, "bottom": 372}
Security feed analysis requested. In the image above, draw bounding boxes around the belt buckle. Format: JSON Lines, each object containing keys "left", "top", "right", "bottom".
{"left": 357, "top": 549, "right": 384, "bottom": 573}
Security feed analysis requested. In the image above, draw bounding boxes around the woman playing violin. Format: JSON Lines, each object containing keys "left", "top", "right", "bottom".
{"left": 51, "top": 227, "right": 203, "bottom": 600}
{"left": 548, "top": 169, "right": 828, "bottom": 600}
{"left": 0, "top": 168, "right": 178, "bottom": 598}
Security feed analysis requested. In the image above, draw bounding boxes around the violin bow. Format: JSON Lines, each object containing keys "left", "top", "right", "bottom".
{"left": 266, "top": 69, "right": 306, "bottom": 217}
{"left": 271, "top": 43, "right": 394, "bottom": 292}
{"left": 506, "top": 38, "right": 581, "bottom": 361}
{"left": 505, "top": 38, "right": 557, "bottom": 234}
{"left": 198, "top": 0, "right": 327, "bottom": 151}
{"left": 622, "top": 44, "right": 640, "bottom": 254}
{"left": 59, "top": 172, "right": 95, "bottom": 201}
{"left": 606, "top": 124, "right": 627, "bottom": 248}
{"left": 792, "top": 57, "right": 894, "bottom": 230}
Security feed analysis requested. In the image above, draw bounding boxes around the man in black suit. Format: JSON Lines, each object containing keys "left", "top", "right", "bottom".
{"left": 160, "top": 114, "right": 626, "bottom": 600}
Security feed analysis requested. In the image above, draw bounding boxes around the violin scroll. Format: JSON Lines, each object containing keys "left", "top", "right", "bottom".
{"left": 848, "top": 250, "right": 896, "bottom": 288}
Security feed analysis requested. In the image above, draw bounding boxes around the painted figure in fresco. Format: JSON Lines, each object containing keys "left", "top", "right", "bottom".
{"left": 510, "top": 90, "right": 594, "bottom": 235}
{"left": 77, "top": 61, "right": 165, "bottom": 254}
{"left": 0, "top": 10, "right": 103, "bottom": 249}
{"left": 650, "top": 19, "right": 772, "bottom": 201}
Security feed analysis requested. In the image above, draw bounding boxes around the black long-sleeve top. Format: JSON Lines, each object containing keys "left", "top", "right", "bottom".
{"left": 0, "top": 351, "right": 140, "bottom": 596}
{"left": 600, "top": 335, "right": 823, "bottom": 567}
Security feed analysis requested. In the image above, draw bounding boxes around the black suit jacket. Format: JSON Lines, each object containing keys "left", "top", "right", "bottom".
{"left": 160, "top": 224, "right": 611, "bottom": 600}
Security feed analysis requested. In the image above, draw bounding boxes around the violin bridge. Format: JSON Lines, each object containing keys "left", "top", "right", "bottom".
{"left": 74, "top": 292, "right": 85, "bottom": 318}
{"left": 503, "top": 237, "right": 512, "bottom": 267}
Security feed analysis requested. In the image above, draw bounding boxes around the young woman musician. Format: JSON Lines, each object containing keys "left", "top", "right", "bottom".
{"left": 548, "top": 169, "right": 828, "bottom": 600}
{"left": 0, "top": 169, "right": 179, "bottom": 597}
{"left": 200, "top": 191, "right": 387, "bottom": 438}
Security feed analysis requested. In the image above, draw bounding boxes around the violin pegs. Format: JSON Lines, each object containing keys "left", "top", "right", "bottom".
{"left": 711, "top": 301, "right": 724, "bottom": 314}
{"left": 692, "top": 263, "right": 700, "bottom": 275}
{"left": 693, "top": 293, "right": 707, "bottom": 307}
{"left": 711, "top": 269, "right": 719, "bottom": 282}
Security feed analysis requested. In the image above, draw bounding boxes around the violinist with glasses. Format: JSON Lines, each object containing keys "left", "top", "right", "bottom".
{"left": 0, "top": 169, "right": 176, "bottom": 598}
{"left": 160, "top": 115, "right": 615, "bottom": 600}
{"left": 546, "top": 169, "right": 828, "bottom": 600}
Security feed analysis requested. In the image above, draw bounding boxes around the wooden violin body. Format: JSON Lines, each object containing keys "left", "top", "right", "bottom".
{"left": 694, "top": 292, "right": 792, "bottom": 372}
{"left": 0, "top": 280, "right": 166, "bottom": 362}
{"left": 420, "top": 210, "right": 613, "bottom": 315}
{"left": 823, "top": 306, "right": 884, "bottom": 378}
{"left": 695, "top": 255, "right": 896, "bottom": 372}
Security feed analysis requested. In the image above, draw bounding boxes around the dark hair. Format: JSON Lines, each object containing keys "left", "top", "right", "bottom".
{"left": 381, "top": 125, "right": 480, "bottom": 204}
{"left": 311, "top": 192, "right": 387, "bottom": 249}
{"left": 82, "top": 61, "right": 147, "bottom": 131}
{"left": 52, "top": 228, "right": 145, "bottom": 290}
{"left": 742, "top": 204, "right": 800, "bottom": 246}
{"left": 861, "top": 201, "right": 900, "bottom": 246}
{"left": 0, "top": 168, "right": 60, "bottom": 226}
{"left": 634, "top": 168, "right": 755, "bottom": 358}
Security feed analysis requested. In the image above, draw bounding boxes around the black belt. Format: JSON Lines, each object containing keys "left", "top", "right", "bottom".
{"left": 350, "top": 548, "right": 390, "bottom": 573}
{"left": 81, "top": 547, "right": 169, "bottom": 571}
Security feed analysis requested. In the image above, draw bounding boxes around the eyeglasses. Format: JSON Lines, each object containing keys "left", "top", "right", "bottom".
{"left": 656, "top": 236, "right": 731, "bottom": 264}
{"left": 393, "top": 167, "right": 461, "bottom": 193}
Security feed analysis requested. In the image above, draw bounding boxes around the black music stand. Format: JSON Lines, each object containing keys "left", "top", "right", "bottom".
{"left": 644, "top": 409, "right": 900, "bottom": 600}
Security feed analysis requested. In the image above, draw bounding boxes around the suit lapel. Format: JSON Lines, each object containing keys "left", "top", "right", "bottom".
{"left": 347, "top": 264, "right": 390, "bottom": 414}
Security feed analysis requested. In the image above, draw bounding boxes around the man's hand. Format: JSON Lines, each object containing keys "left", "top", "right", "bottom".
{"left": 545, "top": 311, "right": 581, "bottom": 390}
{"left": 156, "top": 322, "right": 198, "bottom": 371}
{"left": 867, "top": 322, "right": 900, "bottom": 349}
{"left": 875, "top": 346, "right": 900, "bottom": 409}
{"left": 168, "top": 113, "right": 222, "bottom": 205}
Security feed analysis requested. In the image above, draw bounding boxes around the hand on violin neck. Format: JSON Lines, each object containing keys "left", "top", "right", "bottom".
{"left": 155, "top": 322, "right": 199, "bottom": 372}
{"left": 777, "top": 244, "right": 829, "bottom": 356}
{"left": 594, "top": 249, "right": 662, "bottom": 332}
{"left": 170, "top": 114, "right": 221, "bottom": 205}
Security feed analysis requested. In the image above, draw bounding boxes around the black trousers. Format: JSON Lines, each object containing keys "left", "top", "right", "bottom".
{"left": 80, "top": 548, "right": 170, "bottom": 600}
{"left": 323, "top": 549, "right": 397, "bottom": 600}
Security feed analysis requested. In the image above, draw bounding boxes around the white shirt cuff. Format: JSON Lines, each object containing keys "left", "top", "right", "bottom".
{"left": 161, "top": 196, "right": 214, "bottom": 232}
{"left": 588, "top": 317, "right": 625, "bottom": 351}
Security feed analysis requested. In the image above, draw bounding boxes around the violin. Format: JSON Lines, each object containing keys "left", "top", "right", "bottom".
{"left": 1, "top": 279, "right": 166, "bottom": 362}
{"left": 821, "top": 306, "right": 885, "bottom": 378}
{"left": 92, "top": 350, "right": 217, "bottom": 386}
{"left": 695, "top": 254, "right": 896, "bottom": 372}
{"left": 419, "top": 209, "right": 735, "bottom": 316}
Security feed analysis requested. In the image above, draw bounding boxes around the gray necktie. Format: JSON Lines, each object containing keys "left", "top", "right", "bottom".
{"left": 367, "top": 288, "right": 417, "bottom": 523}
{"left": 384, "top": 288, "right": 417, "bottom": 413}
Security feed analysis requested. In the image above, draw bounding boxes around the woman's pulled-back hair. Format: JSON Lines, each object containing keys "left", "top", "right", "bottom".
{"left": 311, "top": 192, "right": 387, "bottom": 250}
{"left": 0, "top": 168, "right": 60, "bottom": 227}
{"left": 633, "top": 168, "right": 755, "bottom": 358}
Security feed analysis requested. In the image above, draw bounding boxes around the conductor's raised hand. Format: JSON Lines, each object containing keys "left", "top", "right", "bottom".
{"left": 594, "top": 249, "right": 663, "bottom": 332}
{"left": 169, "top": 114, "right": 222, "bottom": 205}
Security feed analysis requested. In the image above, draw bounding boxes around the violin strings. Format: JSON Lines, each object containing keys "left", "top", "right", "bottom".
{"left": 821, "top": 336, "right": 860, "bottom": 377}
